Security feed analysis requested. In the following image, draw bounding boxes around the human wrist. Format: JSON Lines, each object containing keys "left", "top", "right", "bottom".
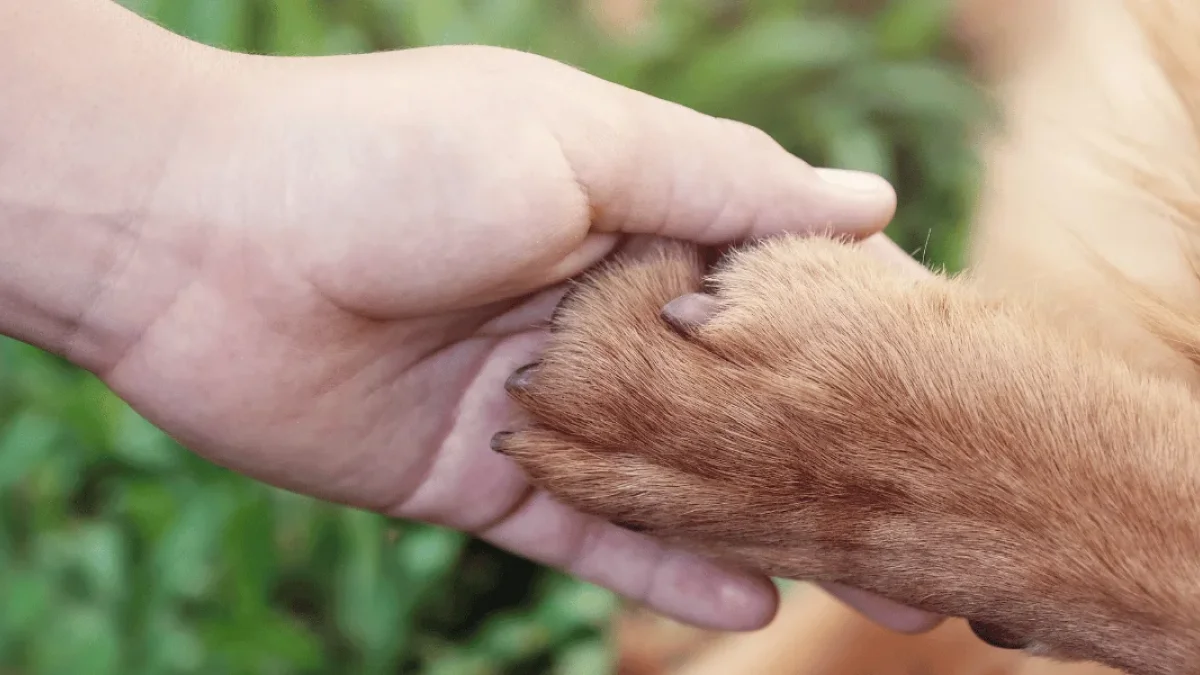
{"left": 0, "top": 0, "right": 238, "bottom": 372}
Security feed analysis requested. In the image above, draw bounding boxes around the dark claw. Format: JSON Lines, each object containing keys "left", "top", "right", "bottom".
{"left": 490, "top": 431, "right": 514, "bottom": 454}
{"left": 660, "top": 293, "right": 719, "bottom": 338}
{"left": 612, "top": 519, "right": 649, "bottom": 534}
{"left": 504, "top": 363, "right": 540, "bottom": 394}
{"left": 968, "top": 620, "right": 1028, "bottom": 650}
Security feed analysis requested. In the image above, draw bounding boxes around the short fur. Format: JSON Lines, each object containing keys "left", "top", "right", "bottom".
{"left": 500, "top": 1, "right": 1200, "bottom": 673}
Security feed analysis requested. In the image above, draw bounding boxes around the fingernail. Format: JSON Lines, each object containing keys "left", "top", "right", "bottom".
{"left": 819, "top": 583, "right": 943, "bottom": 634}
{"left": 968, "top": 620, "right": 1028, "bottom": 650}
{"left": 490, "top": 431, "right": 514, "bottom": 454}
{"left": 660, "top": 293, "right": 719, "bottom": 337}
{"left": 714, "top": 570, "right": 778, "bottom": 627}
{"left": 504, "top": 363, "right": 540, "bottom": 393}
{"left": 814, "top": 167, "right": 893, "bottom": 194}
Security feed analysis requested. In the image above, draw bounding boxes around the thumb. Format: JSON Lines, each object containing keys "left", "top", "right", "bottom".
{"left": 555, "top": 81, "right": 897, "bottom": 243}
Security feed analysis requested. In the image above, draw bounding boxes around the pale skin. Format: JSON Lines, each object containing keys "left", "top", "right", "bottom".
{"left": 1, "top": 0, "right": 941, "bottom": 633}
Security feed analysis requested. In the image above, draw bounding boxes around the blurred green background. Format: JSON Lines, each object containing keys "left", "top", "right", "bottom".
{"left": 0, "top": 1, "right": 986, "bottom": 673}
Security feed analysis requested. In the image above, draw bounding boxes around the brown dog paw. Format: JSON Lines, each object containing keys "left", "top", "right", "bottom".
{"left": 497, "top": 235, "right": 1200, "bottom": 675}
{"left": 497, "top": 234, "right": 1016, "bottom": 583}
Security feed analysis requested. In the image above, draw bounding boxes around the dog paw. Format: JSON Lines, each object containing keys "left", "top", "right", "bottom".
{"left": 499, "top": 235, "right": 1007, "bottom": 580}
{"left": 497, "top": 235, "right": 1199, "bottom": 674}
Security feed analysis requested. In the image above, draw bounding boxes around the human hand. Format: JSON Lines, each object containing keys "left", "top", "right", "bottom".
{"left": 2, "top": 2, "right": 936, "bottom": 633}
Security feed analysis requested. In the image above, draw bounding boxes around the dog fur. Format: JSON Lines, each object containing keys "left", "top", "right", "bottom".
{"left": 499, "top": 1, "right": 1200, "bottom": 673}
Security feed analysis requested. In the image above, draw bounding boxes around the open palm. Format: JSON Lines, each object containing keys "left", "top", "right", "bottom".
{"left": 80, "top": 44, "right": 929, "bottom": 631}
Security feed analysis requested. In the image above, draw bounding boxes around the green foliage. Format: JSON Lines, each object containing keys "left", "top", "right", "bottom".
{"left": 0, "top": 335, "right": 617, "bottom": 674}
{"left": 3, "top": 1, "right": 983, "bottom": 673}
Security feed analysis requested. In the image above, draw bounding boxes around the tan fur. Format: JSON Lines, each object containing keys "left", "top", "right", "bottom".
{"left": 501, "top": 1, "right": 1200, "bottom": 674}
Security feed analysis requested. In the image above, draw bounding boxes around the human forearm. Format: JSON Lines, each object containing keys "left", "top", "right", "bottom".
{"left": 0, "top": 0, "right": 221, "bottom": 371}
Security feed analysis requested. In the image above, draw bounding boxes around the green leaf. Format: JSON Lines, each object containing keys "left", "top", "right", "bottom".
{"left": 31, "top": 603, "right": 122, "bottom": 675}
{"left": 267, "top": 0, "right": 331, "bottom": 55}
{"left": 827, "top": 122, "right": 895, "bottom": 181}
{"left": 380, "top": 0, "right": 476, "bottom": 47}
{"left": 470, "top": 0, "right": 543, "bottom": 49}
{"left": 57, "top": 376, "right": 123, "bottom": 452}
{"left": 875, "top": 0, "right": 954, "bottom": 58}
{"left": 832, "top": 61, "right": 987, "bottom": 124}
{"left": 153, "top": 489, "right": 235, "bottom": 599}
{"left": 423, "top": 652, "right": 492, "bottom": 675}
{"left": 113, "top": 479, "right": 179, "bottom": 541}
{"left": 535, "top": 576, "right": 617, "bottom": 630}
{"left": 204, "top": 611, "right": 325, "bottom": 672}
{"left": 0, "top": 409, "right": 59, "bottom": 491}
{"left": 73, "top": 521, "right": 129, "bottom": 605}
{"left": 335, "top": 509, "right": 407, "bottom": 666}
{"left": 224, "top": 494, "right": 277, "bottom": 621}
{"left": 325, "top": 23, "right": 374, "bottom": 55}
{"left": 473, "top": 612, "right": 552, "bottom": 664}
{"left": 252, "top": 612, "right": 326, "bottom": 669}
{"left": 109, "top": 406, "right": 181, "bottom": 472}
{"left": 139, "top": 608, "right": 205, "bottom": 674}
{"left": 0, "top": 566, "right": 55, "bottom": 636}
{"left": 184, "top": 0, "right": 249, "bottom": 51}
{"left": 552, "top": 638, "right": 614, "bottom": 675}
{"left": 394, "top": 524, "right": 466, "bottom": 583}
{"left": 660, "top": 16, "right": 871, "bottom": 110}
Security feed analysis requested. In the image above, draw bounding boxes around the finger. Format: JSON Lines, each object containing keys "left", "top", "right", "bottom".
{"left": 480, "top": 489, "right": 780, "bottom": 631}
{"left": 555, "top": 82, "right": 897, "bottom": 243}
{"left": 819, "top": 582, "right": 945, "bottom": 634}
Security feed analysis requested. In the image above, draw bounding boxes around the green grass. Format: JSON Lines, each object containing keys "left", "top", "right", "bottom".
{"left": 0, "top": 1, "right": 983, "bottom": 673}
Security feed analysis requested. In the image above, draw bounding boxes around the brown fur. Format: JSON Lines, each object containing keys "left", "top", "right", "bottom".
{"left": 500, "top": 1, "right": 1200, "bottom": 674}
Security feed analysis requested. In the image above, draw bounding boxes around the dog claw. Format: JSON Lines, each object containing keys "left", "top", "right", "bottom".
{"left": 660, "top": 293, "right": 719, "bottom": 337}
{"left": 968, "top": 620, "right": 1028, "bottom": 650}
{"left": 490, "top": 431, "right": 514, "bottom": 454}
{"left": 505, "top": 363, "right": 540, "bottom": 394}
